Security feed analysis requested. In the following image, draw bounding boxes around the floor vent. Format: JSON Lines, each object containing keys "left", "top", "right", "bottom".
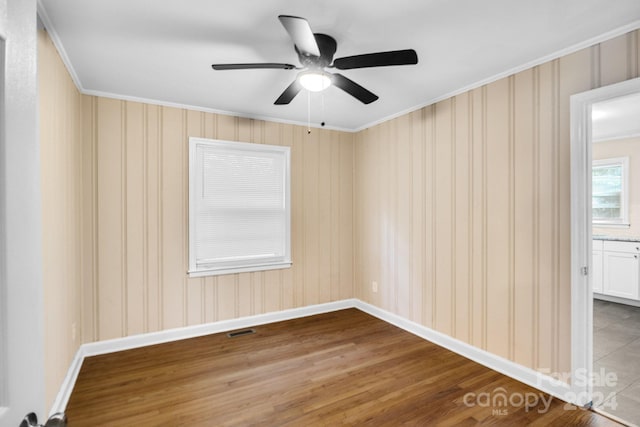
{"left": 227, "top": 329, "right": 256, "bottom": 338}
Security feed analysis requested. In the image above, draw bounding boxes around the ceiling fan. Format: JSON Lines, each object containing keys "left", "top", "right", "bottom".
{"left": 212, "top": 15, "right": 418, "bottom": 105}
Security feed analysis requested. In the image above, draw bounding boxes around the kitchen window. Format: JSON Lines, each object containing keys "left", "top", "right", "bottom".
{"left": 592, "top": 157, "right": 629, "bottom": 226}
{"left": 188, "top": 137, "right": 291, "bottom": 277}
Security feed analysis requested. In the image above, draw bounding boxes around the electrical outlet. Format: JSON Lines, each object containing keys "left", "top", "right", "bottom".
{"left": 372, "top": 281, "right": 378, "bottom": 293}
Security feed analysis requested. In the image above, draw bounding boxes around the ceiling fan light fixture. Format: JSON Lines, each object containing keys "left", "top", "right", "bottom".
{"left": 298, "top": 71, "right": 332, "bottom": 92}
{"left": 213, "top": 16, "right": 418, "bottom": 105}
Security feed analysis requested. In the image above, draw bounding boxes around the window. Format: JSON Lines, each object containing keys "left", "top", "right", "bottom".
{"left": 188, "top": 137, "right": 291, "bottom": 277}
{"left": 592, "top": 157, "right": 629, "bottom": 226}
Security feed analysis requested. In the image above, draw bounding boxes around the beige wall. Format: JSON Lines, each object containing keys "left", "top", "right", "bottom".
{"left": 593, "top": 136, "right": 640, "bottom": 237}
{"left": 354, "top": 29, "right": 640, "bottom": 376}
{"left": 80, "top": 97, "right": 355, "bottom": 341}
{"left": 40, "top": 26, "right": 354, "bottom": 408}
{"left": 38, "top": 29, "right": 84, "bottom": 409}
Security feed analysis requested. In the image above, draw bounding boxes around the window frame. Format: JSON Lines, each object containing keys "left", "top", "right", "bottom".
{"left": 592, "top": 156, "right": 629, "bottom": 227}
{"left": 188, "top": 137, "right": 292, "bottom": 277}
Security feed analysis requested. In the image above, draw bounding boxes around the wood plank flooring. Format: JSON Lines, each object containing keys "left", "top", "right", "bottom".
{"left": 66, "top": 309, "right": 621, "bottom": 426}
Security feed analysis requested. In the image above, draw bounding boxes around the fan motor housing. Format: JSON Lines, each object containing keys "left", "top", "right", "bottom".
{"left": 211, "top": 15, "right": 418, "bottom": 105}
{"left": 295, "top": 33, "right": 337, "bottom": 68}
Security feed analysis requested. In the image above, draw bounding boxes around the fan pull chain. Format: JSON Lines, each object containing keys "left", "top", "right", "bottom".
{"left": 321, "top": 92, "right": 326, "bottom": 127}
{"left": 307, "top": 90, "right": 311, "bottom": 134}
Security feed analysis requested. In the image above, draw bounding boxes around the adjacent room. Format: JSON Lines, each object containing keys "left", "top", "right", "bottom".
{"left": 3, "top": 0, "right": 640, "bottom": 425}
{"left": 591, "top": 92, "right": 640, "bottom": 423}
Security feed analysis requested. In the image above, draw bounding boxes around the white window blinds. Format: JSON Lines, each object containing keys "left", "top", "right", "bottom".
{"left": 189, "top": 137, "right": 291, "bottom": 277}
{"left": 592, "top": 157, "right": 629, "bottom": 226}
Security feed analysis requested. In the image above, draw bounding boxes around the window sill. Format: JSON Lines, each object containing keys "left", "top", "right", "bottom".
{"left": 188, "top": 262, "right": 292, "bottom": 278}
{"left": 592, "top": 223, "right": 630, "bottom": 229}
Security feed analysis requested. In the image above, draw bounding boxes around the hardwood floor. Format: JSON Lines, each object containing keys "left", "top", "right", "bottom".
{"left": 66, "top": 309, "right": 620, "bottom": 426}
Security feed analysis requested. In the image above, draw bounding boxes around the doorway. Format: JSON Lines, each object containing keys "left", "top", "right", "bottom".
{"left": 571, "top": 76, "right": 640, "bottom": 425}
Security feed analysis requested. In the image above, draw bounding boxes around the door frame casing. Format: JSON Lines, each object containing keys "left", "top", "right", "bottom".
{"left": 0, "top": 12, "right": 6, "bottom": 419}
{"left": 570, "top": 76, "right": 640, "bottom": 407}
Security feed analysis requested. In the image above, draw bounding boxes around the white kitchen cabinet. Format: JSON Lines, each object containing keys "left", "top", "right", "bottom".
{"left": 597, "top": 240, "right": 640, "bottom": 301}
{"left": 592, "top": 240, "right": 603, "bottom": 293}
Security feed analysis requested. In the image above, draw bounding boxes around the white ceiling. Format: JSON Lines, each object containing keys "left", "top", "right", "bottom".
{"left": 39, "top": 0, "right": 640, "bottom": 131}
{"left": 592, "top": 92, "right": 640, "bottom": 142}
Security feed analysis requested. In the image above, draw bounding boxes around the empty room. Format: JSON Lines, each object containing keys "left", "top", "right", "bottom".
{"left": 3, "top": 0, "right": 640, "bottom": 426}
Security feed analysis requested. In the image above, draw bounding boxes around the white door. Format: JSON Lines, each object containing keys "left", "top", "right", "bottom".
{"left": 0, "top": 0, "right": 46, "bottom": 425}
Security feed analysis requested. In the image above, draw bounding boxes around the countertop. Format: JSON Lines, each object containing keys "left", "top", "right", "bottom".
{"left": 593, "top": 235, "right": 640, "bottom": 242}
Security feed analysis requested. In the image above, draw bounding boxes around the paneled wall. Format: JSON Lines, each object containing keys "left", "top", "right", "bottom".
{"left": 38, "top": 29, "right": 84, "bottom": 409}
{"left": 354, "top": 29, "right": 640, "bottom": 376}
{"left": 81, "top": 98, "right": 354, "bottom": 341}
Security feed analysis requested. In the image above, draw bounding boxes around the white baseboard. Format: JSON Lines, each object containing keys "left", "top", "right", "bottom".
{"left": 80, "top": 299, "right": 357, "bottom": 359}
{"left": 49, "top": 346, "right": 86, "bottom": 417}
{"left": 49, "top": 299, "right": 356, "bottom": 416}
{"left": 594, "top": 293, "right": 640, "bottom": 307}
{"left": 50, "top": 298, "right": 575, "bottom": 416}
{"left": 353, "top": 301, "right": 574, "bottom": 404}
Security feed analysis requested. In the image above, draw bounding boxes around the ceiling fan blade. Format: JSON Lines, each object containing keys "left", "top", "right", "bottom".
{"left": 333, "top": 49, "right": 418, "bottom": 70}
{"left": 274, "top": 79, "right": 303, "bottom": 105}
{"left": 331, "top": 73, "right": 378, "bottom": 104}
{"left": 212, "top": 63, "right": 297, "bottom": 70}
{"left": 278, "top": 15, "right": 321, "bottom": 57}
